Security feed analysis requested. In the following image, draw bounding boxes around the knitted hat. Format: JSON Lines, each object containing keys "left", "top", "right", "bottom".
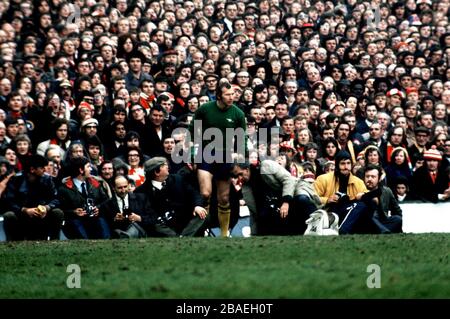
{"left": 387, "top": 88, "right": 406, "bottom": 99}
{"left": 77, "top": 101, "right": 94, "bottom": 115}
{"left": 80, "top": 117, "right": 98, "bottom": 128}
{"left": 423, "top": 147, "right": 442, "bottom": 161}
{"left": 405, "top": 87, "right": 418, "bottom": 95}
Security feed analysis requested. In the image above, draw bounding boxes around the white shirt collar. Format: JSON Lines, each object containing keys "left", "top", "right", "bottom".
{"left": 151, "top": 180, "right": 163, "bottom": 190}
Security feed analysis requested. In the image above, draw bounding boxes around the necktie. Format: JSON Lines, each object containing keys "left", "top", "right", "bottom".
{"left": 121, "top": 197, "right": 126, "bottom": 213}
{"left": 81, "top": 182, "right": 87, "bottom": 198}
{"left": 431, "top": 172, "right": 436, "bottom": 184}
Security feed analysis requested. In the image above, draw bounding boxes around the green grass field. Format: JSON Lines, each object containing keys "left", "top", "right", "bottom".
{"left": 1, "top": 234, "right": 449, "bottom": 299}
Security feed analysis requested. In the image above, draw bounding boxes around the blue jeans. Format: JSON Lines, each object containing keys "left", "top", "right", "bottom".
{"left": 65, "top": 217, "right": 111, "bottom": 239}
{"left": 337, "top": 202, "right": 375, "bottom": 234}
{"left": 372, "top": 214, "right": 403, "bottom": 233}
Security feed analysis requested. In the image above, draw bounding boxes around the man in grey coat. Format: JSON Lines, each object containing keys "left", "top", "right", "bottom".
{"left": 232, "top": 159, "right": 320, "bottom": 235}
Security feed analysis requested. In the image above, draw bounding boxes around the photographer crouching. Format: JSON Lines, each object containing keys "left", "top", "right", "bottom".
{"left": 135, "top": 157, "right": 208, "bottom": 237}
{"left": 106, "top": 175, "right": 155, "bottom": 238}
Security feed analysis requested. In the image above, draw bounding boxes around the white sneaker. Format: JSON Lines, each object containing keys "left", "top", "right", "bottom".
{"left": 304, "top": 210, "right": 339, "bottom": 236}
{"left": 330, "top": 212, "right": 339, "bottom": 230}
{"left": 322, "top": 212, "right": 339, "bottom": 236}
{"left": 304, "top": 210, "right": 325, "bottom": 235}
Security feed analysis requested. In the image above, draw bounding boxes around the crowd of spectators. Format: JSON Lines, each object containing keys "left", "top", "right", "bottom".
{"left": 0, "top": 0, "right": 449, "bottom": 240}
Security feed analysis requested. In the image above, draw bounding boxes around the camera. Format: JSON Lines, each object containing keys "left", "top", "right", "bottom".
{"left": 265, "top": 195, "right": 280, "bottom": 215}
{"left": 123, "top": 206, "right": 131, "bottom": 219}
{"left": 335, "top": 192, "right": 349, "bottom": 202}
{"left": 85, "top": 198, "right": 96, "bottom": 217}
{"left": 268, "top": 202, "right": 280, "bottom": 214}
{"left": 156, "top": 210, "right": 175, "bottom": 226}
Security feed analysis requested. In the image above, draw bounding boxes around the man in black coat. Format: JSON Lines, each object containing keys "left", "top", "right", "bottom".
{"left": 58, "top": 156, "right": 111, "bottom": 239}
{"left": 106, "top": 175, "right": 156, "bottom": 238}
{"left": 412, "top": 147, "right": 449, "bottom": 203}
{"left": 135, "top": 157, "right": 208, "bottom": 237}
{"left": 2, "top": 155, "right": 63, "bottom": 240}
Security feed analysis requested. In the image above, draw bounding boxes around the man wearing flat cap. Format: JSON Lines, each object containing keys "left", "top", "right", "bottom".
{"left": 135, "top": 157, "right": 208, "bottom": 237}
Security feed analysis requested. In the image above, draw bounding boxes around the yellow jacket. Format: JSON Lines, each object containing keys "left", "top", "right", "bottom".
{"left": 314, "top": 172, "right": 367, "bottom": 205}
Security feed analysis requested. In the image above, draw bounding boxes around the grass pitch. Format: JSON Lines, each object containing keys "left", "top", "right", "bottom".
{"left": 0, "top": 234, "right": 449, "bottom": 298}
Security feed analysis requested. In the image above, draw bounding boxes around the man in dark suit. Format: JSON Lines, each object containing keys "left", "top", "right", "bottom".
{"left": 135, "top": 157, "right": 208, "bottom": 237}
{"left": 58, "top": 156, "right": 111, "bottom": 239}
{"left": 106, "top": 175, "right": 156, "bottom": 238}
{"left": 412, "top": 147, "right": 449, "bottom": 203}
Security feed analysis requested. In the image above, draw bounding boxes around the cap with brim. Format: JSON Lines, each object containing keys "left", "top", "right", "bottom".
{"left": 414, "top": 126, "right": 430, "bottom": 135}
{"left": 144, "top": 157, "right": 167, "bottom": 174}
{"left": 60, "top": 80, "right": 72, "bottom": 88}
{"left": 204, "top": 73, "right": 219, "bottom": 80}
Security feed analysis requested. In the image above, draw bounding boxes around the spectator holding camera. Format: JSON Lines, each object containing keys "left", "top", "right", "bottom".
{"left": 106, "top": 175, "right": 155, "bottom": 238}
{"left": 135, "top": 157, "right": 208, "bottom": 237}
{"left": 58, "top": 156, "right": 110, "bottom": 239}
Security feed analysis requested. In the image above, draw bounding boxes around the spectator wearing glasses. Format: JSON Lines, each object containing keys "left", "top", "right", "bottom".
{"left": 125, "top": 146, "right": 146, "bottom": 188}
{"left": 202, "top": 73, "right": 219, "bottom": 101}
{"left": 128, "top": 103, "right": 151, "bottom": 154}
{"left": 234, "top": 69, "right": 251, "bottom": 90}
